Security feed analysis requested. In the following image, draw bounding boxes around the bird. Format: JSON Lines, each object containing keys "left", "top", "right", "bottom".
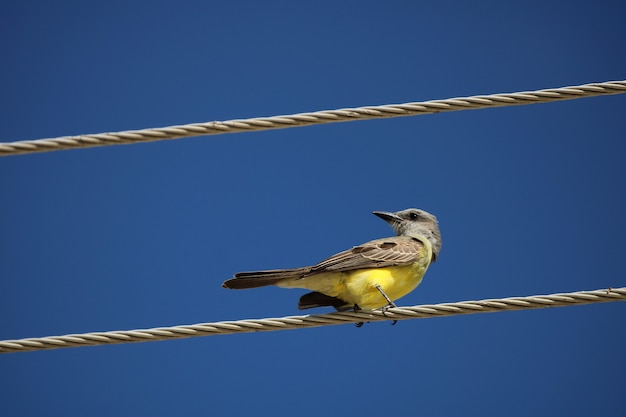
{"left": 222, "top": 208, "right": 442, "bottom": 312}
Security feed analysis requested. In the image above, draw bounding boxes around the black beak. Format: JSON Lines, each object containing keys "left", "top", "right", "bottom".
{"left": 372, "top": 211, "right": 401, "bottom": 224}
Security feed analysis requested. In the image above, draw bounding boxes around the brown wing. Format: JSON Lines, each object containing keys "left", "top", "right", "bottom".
{"left": 305, "top": 236, "right": 425, "bottom": 275}
{"left": 223, "top": 236, "right": 427, "bottom": 289}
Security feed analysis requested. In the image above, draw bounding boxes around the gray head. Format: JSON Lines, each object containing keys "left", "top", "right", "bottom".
{"left": 373, "top": 208, "right": 442, "bottom": 261}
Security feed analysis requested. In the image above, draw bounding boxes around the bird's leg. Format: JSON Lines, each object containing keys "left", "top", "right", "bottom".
{"left": 353, "top": 304, "right": 365, "bottom": 328}
{"left": 375, "top": 284, "right": 398, "bottom": 325}
{"left": 375, "top": 284, "right": 397, "bottom": 309}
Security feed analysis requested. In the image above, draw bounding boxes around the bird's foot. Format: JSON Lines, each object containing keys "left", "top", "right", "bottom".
{"left": 380, "top": 305, "right": 398, "bottom": 326}
{"left": 352, "top": 304, "right": 367, "bottom": 328}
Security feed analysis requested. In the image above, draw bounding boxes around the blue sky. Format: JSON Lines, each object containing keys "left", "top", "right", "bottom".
{"left": 1, "top": 1, "right": 625, "bottom": 416}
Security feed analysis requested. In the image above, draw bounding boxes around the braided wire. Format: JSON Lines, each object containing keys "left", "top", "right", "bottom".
{"left": 1, "top": 287, "right": 623, "bottom": 353}
{"left": 1, "top": 80, "right": 625, "bottom": 157}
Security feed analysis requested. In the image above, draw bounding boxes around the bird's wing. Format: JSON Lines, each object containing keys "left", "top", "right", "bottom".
{"left": 306, "top": 236, "right": 426, "bottom": 275}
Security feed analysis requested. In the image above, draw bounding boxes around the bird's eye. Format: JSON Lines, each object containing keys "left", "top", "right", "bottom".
{"left": 409, "top": 212, "right": 419, "bottom": 220}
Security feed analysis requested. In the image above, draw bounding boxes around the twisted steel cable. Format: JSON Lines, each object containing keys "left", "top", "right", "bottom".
{"left": 1, "top": 80, "right": 624, "bottom": 157}
{"left": 1, "top": 287, "right": 623, "bottom": 353}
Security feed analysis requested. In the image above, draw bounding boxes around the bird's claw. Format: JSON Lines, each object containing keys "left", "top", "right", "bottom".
{"left": 380, "top": 303, "right": 398, "bottom": 325}
{"left": 353, "top": 304, "right": 367, "bottom": 328}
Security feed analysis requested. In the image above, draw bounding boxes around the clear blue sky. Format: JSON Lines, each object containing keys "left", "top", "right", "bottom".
{"left": 1, "top": 1, "right": 625, "bottom": 416}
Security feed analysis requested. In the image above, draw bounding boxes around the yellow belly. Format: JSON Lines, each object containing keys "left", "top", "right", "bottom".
{"left": 342, "top": 264, "right": 427, "bottom": 309}
{"left": 278, "top": 261, "right": 429, "bottom": 310}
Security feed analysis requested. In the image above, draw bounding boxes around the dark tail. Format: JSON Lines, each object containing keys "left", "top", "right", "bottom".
{"left": 222, "top": 267, "right": 311, "bottom": 289}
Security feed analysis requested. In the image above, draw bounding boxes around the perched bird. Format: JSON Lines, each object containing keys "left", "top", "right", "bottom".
{"left": 222, "top": 208, "right": 442, "bottom": 312}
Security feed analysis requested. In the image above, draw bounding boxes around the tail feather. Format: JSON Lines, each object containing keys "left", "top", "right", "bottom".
{"left": 222, "top": 267, "right": 311, "bottom": 289}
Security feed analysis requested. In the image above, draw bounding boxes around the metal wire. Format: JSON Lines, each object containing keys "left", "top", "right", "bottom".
{"left": 2, "top": 80, "right": 625, "bottom": 157}
{"left": 1, "top": 287, "right": 623, "bottom": 353}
